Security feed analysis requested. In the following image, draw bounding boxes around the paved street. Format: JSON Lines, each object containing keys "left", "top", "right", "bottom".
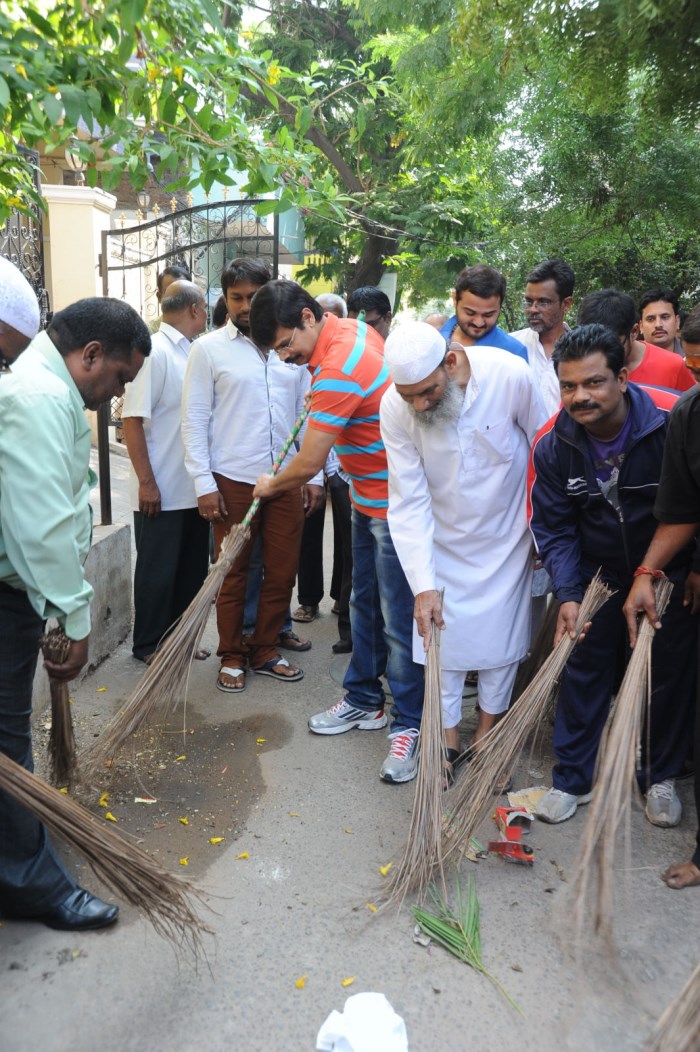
{"left": 1, "top": 447, "right": 698, "bottom": 1052}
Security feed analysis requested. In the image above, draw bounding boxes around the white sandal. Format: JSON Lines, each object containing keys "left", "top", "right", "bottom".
{"left": 217, "top": 666, "right": 246, "bottom": 693}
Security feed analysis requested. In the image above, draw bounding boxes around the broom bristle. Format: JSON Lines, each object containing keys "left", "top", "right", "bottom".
{"left": 82, "top": 523, "right": 250, "bottom": 779}
{"left": 0, "top": 751, "right": 212, "bottom": 952}
{"left": 442, "top": 574, "right": 613, "bottom": 859}
{"left": 646, "top": 962, "right": 700, "bottom": 1052}
{"left": 41, "top": 628, "right": 77, "bottom": 788}
{"left": 381, "top": 623, "right": 446, "bottom": 909}
{"left": 568, "top": 577, "right": 673, "bottom": 947}
{"left": 510, "top": 597, "right": 559, "bottom": 702}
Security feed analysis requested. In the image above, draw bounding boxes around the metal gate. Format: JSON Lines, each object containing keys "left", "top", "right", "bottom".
{"left": 101, "top": 195, "right": 280, "bottom": 326}
{"left": 1, "top": 147, "right": 49, "bottom": 326}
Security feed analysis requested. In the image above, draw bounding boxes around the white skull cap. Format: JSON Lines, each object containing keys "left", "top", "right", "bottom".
{"left": 384, "top": 321, "right": 447, "bottom": 385}
{"left": 0, "top": 256, "right": 40, "bottom": 339}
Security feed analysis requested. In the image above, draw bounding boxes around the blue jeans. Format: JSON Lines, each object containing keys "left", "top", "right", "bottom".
{"left": 342, "top": 509, "right": 424, "bottom": 731}
{"left": 243, "top": 533, "right": 292, "bottom": 637}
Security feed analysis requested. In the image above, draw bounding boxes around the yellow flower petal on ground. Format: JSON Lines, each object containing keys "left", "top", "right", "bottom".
{"left": 97, "top": 687, "right": 107, "bottom": 692}
{"left": 59, "top": 787, "right": 68, "bottom": 794}
{"left": 341, "top": 977, "right": 356, "bottom": 988}
{"left": 179, "top": 857, "right": 189, "bottom": 866}
{"left": 366, "top": 903, "right": 378, "bottom": 913}
{"left": 210, "top": 837, "right": 225, "bottom": 845}
{"left": 105, "top": 812, "right": 118, "bottom": 822}
{"left": 295, "top": 975, "right": 308, "bottom": 989}
{"left": 175, "top": 755, "right": 186, "bottom": 761}
{"left": 256, "top": 738, "right": 266, "bottom": 745}
{"left": 379, "top": 862, "right": 393, "bottom": 877}
{"left": 179, "top": 816, "right": 189, "bottom": 825}
{"left": 344, "top": 828, "right": 353, "bottom": 834}
{"left": 98, "top": 792, "right": 109, "bottom": 807}
{"left": 235, "top": 850, "right": 249, "bottom": 859}
{"left": 289, "top": 812, "right": 300, "bottom": 817}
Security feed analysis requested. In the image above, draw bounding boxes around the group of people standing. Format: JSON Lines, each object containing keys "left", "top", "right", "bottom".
{"left": 1, "top": 248, "right": 699, "bottom": 937}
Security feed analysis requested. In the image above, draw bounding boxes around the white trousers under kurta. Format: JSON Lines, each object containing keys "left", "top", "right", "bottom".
{"left": 442, "top": 664, "right": 520, "bottom": 728}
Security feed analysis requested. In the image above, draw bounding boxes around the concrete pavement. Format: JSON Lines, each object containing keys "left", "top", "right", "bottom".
{"left": 1, "top": 449, "right": 698, "bottom": 1051}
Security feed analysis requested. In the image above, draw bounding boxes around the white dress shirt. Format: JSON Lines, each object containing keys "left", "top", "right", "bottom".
{"left": 510, "top": 326, "right": 563, "bottom": 417}
{"left": 122, "top": 322, "right": 197, "bottom": 511}
{"left": 181, "top": 319, "right": 318, "bottom": 497}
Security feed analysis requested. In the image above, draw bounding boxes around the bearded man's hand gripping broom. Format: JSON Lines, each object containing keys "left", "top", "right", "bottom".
{"left": 82, "top": 406, "right": 310, "bottom": 779}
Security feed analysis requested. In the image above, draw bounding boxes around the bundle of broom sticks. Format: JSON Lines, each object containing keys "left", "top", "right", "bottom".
{"left": 82, "top": 406, "right": 310, "bottom": 780}
{"left": 381, "top": 618, "right": 446, "bottom": 909}
{"left": 442, "top": 574, "right": 613, "bottom": 865}
{"left": 646, "top": 961, "right": 700, "bottom": 1052}
{"left": 568, "top": 576, "right": 673, "bottom": 946}
{"left": 0, "top": 751, "right": 211, "bottom": 951}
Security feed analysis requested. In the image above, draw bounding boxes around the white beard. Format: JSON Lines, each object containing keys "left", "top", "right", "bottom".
{"left": 408, "top": 377, "right": 465, "bottom": 429}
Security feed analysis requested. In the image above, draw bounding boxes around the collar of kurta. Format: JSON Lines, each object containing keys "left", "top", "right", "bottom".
{"left": 158, "top": 320, "right": 191, "bottom": 349}
{"left": 25, "top": 330, "right": 87, "bottom": 416}
{"left": 308, "top": 311, "right": 341, "bottom": 370}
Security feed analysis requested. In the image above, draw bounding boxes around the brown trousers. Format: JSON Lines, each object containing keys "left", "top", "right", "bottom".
{"left": 212, "top": 474, "right": 304, "bottom": 669}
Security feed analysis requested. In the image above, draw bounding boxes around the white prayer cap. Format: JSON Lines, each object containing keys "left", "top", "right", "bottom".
{"left": 384, "top": 322, "right": 447, "bottom": 385}
{"left": 0, "top": 256, "right": 40, "bottom": 339}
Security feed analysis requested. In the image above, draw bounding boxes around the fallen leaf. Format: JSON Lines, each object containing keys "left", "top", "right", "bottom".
{"left": 295, "top": 975, "right": 308, "bottom": 989}
{"left": 379, "top": 862, "right": 393, "bottom": 877}
{"left": 98, "top": 792, "right": 109, "bottom": 808}
{"left": 344, "top": 828, "right": 353, "bottom": 834}
{"left": 179, "top": 857, "right": 189, "bottom": 866}
{"left": 209, "top": 837, "right": 225, "bottom": 845}
{"left": 256, "top": 738, "right": 266, "bottom": 745}
{"left": 366, "top": 903, "right": 377, "bottom": 913}
{"left": 341, "top": 977, "right": 355, "bottom": 988}
{"left": 97, "top": 687, "right": 107, "bottom": 692}
{"left": 235, "top": 850, "right": 248, "bottom": 859}
{"left": 104, "top": 812, "right": 118, "bottom": 822}
{"left": 179, "top": 817, "right": 189, "bottom": 825}
{"left": 175, "top": 755, "right": 186, "bottom": 762}
{"left": 134, "top": 797, "right": 157, "bottom": 805}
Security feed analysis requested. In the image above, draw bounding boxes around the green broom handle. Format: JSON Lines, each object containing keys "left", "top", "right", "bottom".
{"left": 241, "top": 403, "right": 311, "bottom": 529}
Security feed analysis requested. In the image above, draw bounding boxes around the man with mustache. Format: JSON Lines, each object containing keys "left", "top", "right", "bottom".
{"left": 638, "top": 288, "right": 683, "bottom": 357}
{"left": 528, "top": 324, "right": 695, "bottom": 825}
{"left": 380, "top": 322, "right": 546, "bottom": 766}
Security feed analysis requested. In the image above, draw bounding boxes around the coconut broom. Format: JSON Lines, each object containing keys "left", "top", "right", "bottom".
{"left": 381, "top": 616, "right": 447, "bottom": 909}
{"left": 646, "top": 961, "right": 700, "bottom": 1052}
{"left": 0, "top": 751, "right": 211, "bottom": 951}
{"left": 568, "top": 576, "right": 673, "bottom": 947}
{"left": 41, "top": 627, "right": 77, "bottom": 788}
{"left": 442, "top": 573, "right": 613, "bottom": 862}
{"left": 82, "top": 407, "right": 310, "bottom": 779}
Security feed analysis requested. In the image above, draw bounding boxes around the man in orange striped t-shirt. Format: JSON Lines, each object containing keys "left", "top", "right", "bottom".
{"left": 250, "top": 280, "right": 425, "bottom": 783}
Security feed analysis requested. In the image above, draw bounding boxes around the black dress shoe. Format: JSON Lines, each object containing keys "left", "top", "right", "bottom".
{"left": 332, "top": 639, "right": 353, "bottom": 654}
{"left": 36, "top": 888, "right": 119, "bottom": 931}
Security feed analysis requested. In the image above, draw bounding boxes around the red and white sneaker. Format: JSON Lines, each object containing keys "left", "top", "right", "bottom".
{"left": 380, "top": 727, "right": 420, "bottom": 783}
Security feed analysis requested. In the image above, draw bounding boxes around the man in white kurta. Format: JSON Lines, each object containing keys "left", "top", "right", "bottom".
{"left": 380, "top": 323, "right": 547, "bottom": 756}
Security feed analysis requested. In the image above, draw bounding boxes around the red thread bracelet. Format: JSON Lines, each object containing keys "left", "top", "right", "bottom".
{"left": 633, "top": 566, "right": 667, "bottom": 580}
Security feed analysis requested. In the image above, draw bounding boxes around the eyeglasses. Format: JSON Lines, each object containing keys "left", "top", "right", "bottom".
{"left": 276, "top": 327, "right": 297, "bottom": 354}
{"left": 522, "top": 297, "right": 558, "bottom": 309}
{"left": 683, "top": 353, "right": 700, "bottom": 370}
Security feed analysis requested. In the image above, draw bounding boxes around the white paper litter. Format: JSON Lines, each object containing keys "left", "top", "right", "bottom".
{"left": 316, "top": 992, "right": 408, "bottom": 1052}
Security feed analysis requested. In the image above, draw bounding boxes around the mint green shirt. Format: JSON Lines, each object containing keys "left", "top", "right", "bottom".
{"left": 0, "top": 331, "right": 94, "bottom": 639}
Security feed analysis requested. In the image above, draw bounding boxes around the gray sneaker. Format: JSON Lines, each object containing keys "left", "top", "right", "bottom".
{"left": 308, "top": 699, "right": 387, "bottom": 735}
{"left": 646, "top": 779, "right": 682, "bottom": 827}
{"left": 380, "top": 728, "right": 420, "bottom": 783}
{"left": 535, "top": 787, "right": 593, "bottom": 824}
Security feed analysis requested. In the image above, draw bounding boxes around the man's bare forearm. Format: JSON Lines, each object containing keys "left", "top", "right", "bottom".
{"left": 641, "top": 522, "right": 700, "bottom": 569}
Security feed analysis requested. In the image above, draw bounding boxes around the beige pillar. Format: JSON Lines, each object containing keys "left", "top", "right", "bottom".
{"left": 42, "top": 185, "right": 117, "bottom": 310}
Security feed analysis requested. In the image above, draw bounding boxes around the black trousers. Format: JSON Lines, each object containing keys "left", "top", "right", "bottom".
{"left": 329, "top": 474, "right": 353, "bottom": 644}
{"left": 553, "top": 568, "right": 697, "bottom": 796}
{"left": 693, "top": 627, "right": 700, "bottom": 868}
{"left": 0, "top": 585, "right": 76, "bottom": 917}
{"left": 132, "top": 508, "right": 210, "bottom": 660}
{"left": 296, "top": 498, "right": 326, "bottom": 608}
